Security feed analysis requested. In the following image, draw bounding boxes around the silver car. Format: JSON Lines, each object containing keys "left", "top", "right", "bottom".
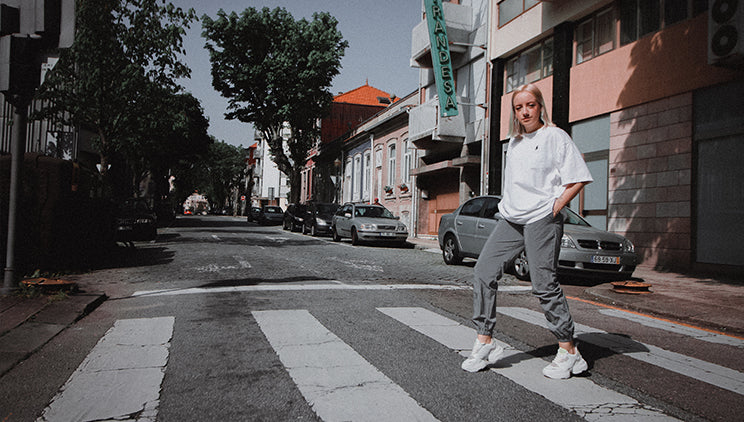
{"left": 332, "top": 203, "right": 408, "bottom": 245}
{"left": 437, "top": 195, "right": 638, "bottom": 280}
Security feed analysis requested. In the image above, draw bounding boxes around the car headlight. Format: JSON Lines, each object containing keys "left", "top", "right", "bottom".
{"left": 316, "top": 219, "right": 329, "bottom": 226}
{"left": 561, "top": 234, "right": 576, "bottom": 248}
{"left": 359, "top": 223, "right": 377, "bottom": 231}
{"left": 396, "top": 224, "right": 408, "bottom": 233}
{"left": 623, "top": 238, "right": 635, "bottom": 253}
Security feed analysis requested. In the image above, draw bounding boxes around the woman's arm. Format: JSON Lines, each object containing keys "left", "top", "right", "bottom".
{"left": 553, "top": 182, "right": 589, "bottom": 216}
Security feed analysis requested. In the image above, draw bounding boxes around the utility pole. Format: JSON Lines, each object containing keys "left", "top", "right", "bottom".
{"left": 1, "top": 0, "right": 74, "bottom": 294}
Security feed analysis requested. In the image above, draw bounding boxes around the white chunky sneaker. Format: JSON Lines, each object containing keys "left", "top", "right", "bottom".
{"left": 461, "top": 340, "right": 505, "bottom": 372}
{"left": 542, "top": 346, "right": 588, "bottom": 379}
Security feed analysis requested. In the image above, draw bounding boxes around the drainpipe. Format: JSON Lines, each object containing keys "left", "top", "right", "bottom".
{"left": 369, "top": 133, "right": 374, "bottom": 203}
{"left": 482, "top": 2, "right": 491, "bottom": 196}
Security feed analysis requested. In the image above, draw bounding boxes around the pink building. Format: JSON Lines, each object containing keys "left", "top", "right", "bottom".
{"left": 487, "top": 1, "right": 743, "bottom": 272}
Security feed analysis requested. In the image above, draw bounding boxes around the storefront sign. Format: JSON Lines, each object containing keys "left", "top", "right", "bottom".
{"left": 424, "top": 0, "right": 459, "bottom": 117}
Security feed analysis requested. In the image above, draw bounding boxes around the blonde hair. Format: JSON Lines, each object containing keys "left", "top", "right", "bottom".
{"left": 508, "top": 83, "right": 554, "bottom": 138}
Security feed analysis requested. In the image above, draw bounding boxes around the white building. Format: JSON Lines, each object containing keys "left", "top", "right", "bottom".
{"left": 251, "top": 133, "right": 290, "bottom": 209}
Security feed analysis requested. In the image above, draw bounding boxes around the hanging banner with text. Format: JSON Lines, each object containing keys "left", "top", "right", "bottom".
{"left": 424, "top": 0, "right": 459, "bottom": 117}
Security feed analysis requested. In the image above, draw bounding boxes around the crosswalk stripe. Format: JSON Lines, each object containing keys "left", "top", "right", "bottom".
{"left": 38, "top": 317, "right": 174, "bottom": 422}
{"left": 252, "top": 309, "right": 438, "bottom": 422}
{"left": 597, "top": 308, "right": 744, "bottom": 347}
{"left": 377, "top": 307, "right": 678, "bottom": 421}
{"left": 499, "top": 307, "right": 744, "bottom": 396}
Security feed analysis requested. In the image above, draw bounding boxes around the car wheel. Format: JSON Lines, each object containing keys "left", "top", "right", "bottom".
{"left": 301, "top": 224, "right": 307, "bottom": 234}
{"left": 442, "top": 234, "right": 463, "bottom": 265}
{"left": 513, "top": 250, "right": 531, "bottom": 281}
{"left": 351, "top": 227, "right": 359, "bottom": 246}
{"left": 332, "top": 226, "right": 341, "bottom": 242}
{"left": 310, "top": 224, "right": 317, "bottom": 237}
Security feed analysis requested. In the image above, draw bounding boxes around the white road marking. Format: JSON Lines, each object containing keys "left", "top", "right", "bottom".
{"left": 378, "top": 307, "right": 678, "bottom": 421}
{"left": 499, "top": 307, "right": 744, "bottom": 396}
{"left": 132, "top": 283, "right": 471, "bottom": 297}
{"left": 211, "top": 235, "right": 220, "bottom": 241}
{"left": 233, "top": 256, "right": 252, "bottom": 269}
{"left": 38, "top": 317, "right": 175, "bottom": 422}
{"left": 252, "top": 309, "right": 438, "bottom": 422}
{"left": 326, "top": 256, "right": 384, "bottom": 272}
{"left": 598, "top": 308, "right": 744, "bottom": 347}
{"left": 131, "top": 282, "right": 529, "bottom": 298}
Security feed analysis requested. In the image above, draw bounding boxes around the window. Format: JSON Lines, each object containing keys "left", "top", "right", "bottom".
{"left": 620, "top": 0, "right": 703, "bottom": 46}
{"left": 387, "top": 144, "right": 396, "bottom": 187}
{"left": 505, "top": 38, "right": 553, "bottom": 92}
{"left": 460, "top": 197, "right": 486, "bottom": 216}
{"left": 353, "top": 154, "right": 362, "bottom": 201}
{"left": 403, "top": 139, "right": 412, "bottom": 186}
{"left": 576, "top": 8, "right": 615, "bottom": 64}
{"left": 498, "top": 0, "right": 541, "bottom": 27}
{"left": 363, "top": 151, "right": 371, "bottom": 200}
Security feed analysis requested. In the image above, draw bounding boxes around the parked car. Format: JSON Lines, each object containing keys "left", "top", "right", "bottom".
{"left": 332, "top": 203, "right": 408, "bottom": 245}
{"left": 283, "top": 203, "right": 308, "bottom": 231}
{"left": 115, "top": 198, "right": 157, "bottom": 242}
{"left": 303, "top": 202, "right": 339, "bottom": 236}
{"left": 438, "top": 195, "right": 638, "bottom": 280}
{"left": 257, "top": 205, "right": 284, "bottom": 225}
{"left": 246, "top": 206, "right": 261, "bottom": 222}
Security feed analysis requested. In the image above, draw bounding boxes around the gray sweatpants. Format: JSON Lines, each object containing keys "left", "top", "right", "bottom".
{"left": 472, "top": 212, "right": 575, "bottom": 342}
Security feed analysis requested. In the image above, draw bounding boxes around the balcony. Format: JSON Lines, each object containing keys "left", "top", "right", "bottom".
{"left": 410, "top": 1, "right": 473, "bottom": 68}
{"left": 408, "top": 98, "right": 466, "bottom": 149}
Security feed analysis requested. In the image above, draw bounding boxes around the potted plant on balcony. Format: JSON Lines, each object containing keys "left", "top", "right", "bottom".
{"left": 384, "top": 185, "right": 393, "bottom": 195}
{"left": 399, "top": 183, "right": 409, "bottom": 193}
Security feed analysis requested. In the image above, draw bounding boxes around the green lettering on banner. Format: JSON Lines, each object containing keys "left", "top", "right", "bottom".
{"left": 424, "top": 0, "right": 458, "bottom": 117}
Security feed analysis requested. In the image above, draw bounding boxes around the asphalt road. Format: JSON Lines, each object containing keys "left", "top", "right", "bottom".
{"left": 2, "top": 215, "right": 742, "bottom": 421}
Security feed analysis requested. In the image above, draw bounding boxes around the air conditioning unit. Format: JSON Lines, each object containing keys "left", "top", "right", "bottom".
{"left": 709, "top": 0, "right": 744, "bottom": 67}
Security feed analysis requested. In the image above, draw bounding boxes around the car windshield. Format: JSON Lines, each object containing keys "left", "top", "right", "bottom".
{"left": 265, "top": 207, "right": 282, "bottom": 214}
{"left": 354, "top": 205, "right": 395, "bottom": 219}
{"left": 564, "top": 208, "right": 590, "bottom": 226}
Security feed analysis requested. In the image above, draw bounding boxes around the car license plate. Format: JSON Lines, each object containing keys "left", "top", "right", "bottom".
{"left": 591, "top": 255, "right": 620, "bottom": 264}
{"left": 380, "top": 232, "right": 396, "bottom": 237}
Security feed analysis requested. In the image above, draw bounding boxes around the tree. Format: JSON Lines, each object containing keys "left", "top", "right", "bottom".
{"left": 170, "top": 140, "right": 244, "bottom": 213}
{"left": 35, "top": 0, "right": 199, "bottom": 197}
{"left": 202, "top": 7, "right": 348, "bottom": 203}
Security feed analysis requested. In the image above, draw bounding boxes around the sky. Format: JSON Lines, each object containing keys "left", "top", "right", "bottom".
{"left": 170, "top": 0, "right": 423, "bottom": 148}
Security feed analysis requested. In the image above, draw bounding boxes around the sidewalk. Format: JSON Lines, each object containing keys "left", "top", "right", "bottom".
{"left": 1, "top": 237, "right": 742, "bottom": 378}
{"left": 0, "top": 288, "right": 106, "bottom": 376}
{"left": 407, "top": 236, "right": 744, "bottom": 338}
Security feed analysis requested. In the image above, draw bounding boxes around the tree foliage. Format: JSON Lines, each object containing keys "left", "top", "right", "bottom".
{"left": 35, "top": 0, "right": 204, "bottom": 198}
{"left": 171, "top": 140, "right": 245, "bottom": 212}
{"left": 202, "top": 7, "right": 348, "bottom": 203}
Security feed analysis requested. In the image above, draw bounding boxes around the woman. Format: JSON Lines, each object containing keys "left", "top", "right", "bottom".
{"left": 461, "top": 84, "right": 593, "bottom": 379}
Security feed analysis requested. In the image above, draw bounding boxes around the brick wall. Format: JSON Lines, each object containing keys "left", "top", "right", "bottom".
{"left": 608, "top": 93, "right": 693, "bottom": 270}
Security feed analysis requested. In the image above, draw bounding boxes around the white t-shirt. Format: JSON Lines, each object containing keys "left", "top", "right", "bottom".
{"left": 499, "top": 125, "right": 593, "bottom": 224}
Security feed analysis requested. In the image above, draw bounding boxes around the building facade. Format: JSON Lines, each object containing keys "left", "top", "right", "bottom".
{"left": 408, "top": 0, "right": 490, "bottom": 237}
{"left": 487, "top": 0, "right": 743, "bottom": 271}
{"left": 250, "top": 132, "right": 290, "bottom": 209}
{"left": 338, "top": 91, "right": 418, "bottom": 231}
{"left": 305, "top": 83, "right": 395, "bottom": 204}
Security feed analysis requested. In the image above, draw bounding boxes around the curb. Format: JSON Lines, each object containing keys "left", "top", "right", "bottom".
{"left": 0, "top": 292, "right": 107, "bottom": 377}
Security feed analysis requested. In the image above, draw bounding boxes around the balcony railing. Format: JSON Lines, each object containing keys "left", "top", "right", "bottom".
{"left": 408, "top": 98, "right": 466, "bottom": 147}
